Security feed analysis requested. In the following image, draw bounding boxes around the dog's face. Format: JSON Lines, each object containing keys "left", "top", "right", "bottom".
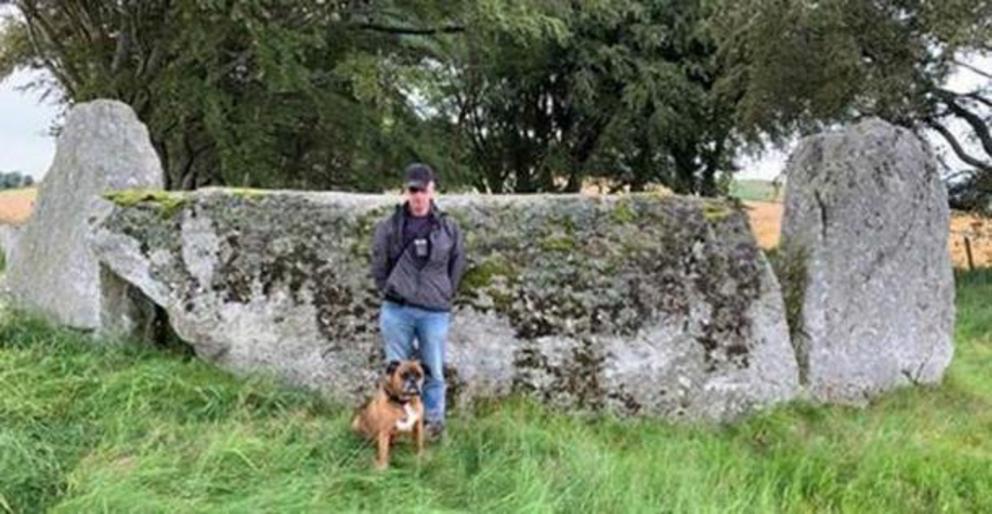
{"left": 383, "top": 360, "right": 426, "bottom": 400}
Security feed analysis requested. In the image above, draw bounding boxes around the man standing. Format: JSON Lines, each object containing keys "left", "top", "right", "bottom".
{"left": 370, "top": 163, "right": 466, "bottom": 440}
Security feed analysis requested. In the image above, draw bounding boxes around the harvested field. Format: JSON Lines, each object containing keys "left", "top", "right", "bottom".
{"left": 0, "top": 187, "right": 36, "bottom": 225}
{"left": 743, "top": 200, "right": 992, "bottom": 269}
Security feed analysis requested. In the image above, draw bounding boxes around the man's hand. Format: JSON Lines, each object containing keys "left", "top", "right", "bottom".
{"left": 371, "top": 220, "right": 391, "bottom": 293}
{"left": 448, "top": 220, "right": 467, "bottom": 292}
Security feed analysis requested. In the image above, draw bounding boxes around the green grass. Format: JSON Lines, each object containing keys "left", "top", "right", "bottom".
{"left": 2, "top": 272, "right": 992, "bottom": 513}
{"left": 730, "top": 179, "right": 782, "bottom": 203}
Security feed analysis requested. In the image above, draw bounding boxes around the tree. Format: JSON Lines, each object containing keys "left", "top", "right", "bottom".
{"left": 712, "top": 0, "right": 992, "bottom": 182}
{"left": 0, "top": 0, "right": 479, "bottom": 191}
{"left": 0, "top": 170, "right": 31, "bottom": 189}
{"left": 432, "top": 0, "right": 739, "bottom": 194}
{"left": 14, "top": 1, "right": 988, "bottom": 198}
{"left": 2, "top": 0, "right": 755, "bottom": 196}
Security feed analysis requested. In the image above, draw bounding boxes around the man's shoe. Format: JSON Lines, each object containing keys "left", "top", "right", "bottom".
{"left": 425, "top": 421, "right": 445, "bottom": 442}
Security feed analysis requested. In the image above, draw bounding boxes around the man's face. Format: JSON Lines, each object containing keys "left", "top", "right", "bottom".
{"left": 405, "top": 181, "right": 434, "bottom": 215}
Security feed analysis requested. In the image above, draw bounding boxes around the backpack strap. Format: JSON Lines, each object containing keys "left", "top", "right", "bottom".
{"left": 386, "top": 204, "right": 405, "bottom": 275}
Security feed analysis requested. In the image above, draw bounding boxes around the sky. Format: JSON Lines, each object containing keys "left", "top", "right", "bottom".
{"left": 0, "top": 69, "right": 61, "bottom": 179}
{"left": 0, "top": 55, "right": 988, "bottom": 183}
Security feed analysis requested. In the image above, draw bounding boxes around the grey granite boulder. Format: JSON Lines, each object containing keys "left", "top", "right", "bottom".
{"left": 3, "top": 99, "right": 163, "bottom": 335}
{"left": 779, "top": 117, "right": 955, "bottom": 403}
{"left": 90, "top": 188, "right": 799, "bottom": 421}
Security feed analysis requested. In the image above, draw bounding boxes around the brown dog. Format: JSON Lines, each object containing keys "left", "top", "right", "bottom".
{"left": 351, "top": 360, "right": 428, "bottom": 469}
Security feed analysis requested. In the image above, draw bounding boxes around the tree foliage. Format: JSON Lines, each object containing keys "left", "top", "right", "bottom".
{"left": 713, "top": 0, "right": 992, "bottom": 175}
{"left": 434, "top": 0, "right": 737, "bottom": 194}
{"left": 1, "top": 0, "right": 750, "bottom": 194}
{"left": 0, "top": 170, "right": 33, "bottom": 189}
{"left": 0, "top": 0, "right": 476, "bottom": 190}
{"left": 3, "top": 0, "right": 992, "bottom": 199}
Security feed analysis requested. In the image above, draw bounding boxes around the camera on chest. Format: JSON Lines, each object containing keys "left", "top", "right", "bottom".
{"left": 413, "top": 237, "right": 429, "bottom": 258}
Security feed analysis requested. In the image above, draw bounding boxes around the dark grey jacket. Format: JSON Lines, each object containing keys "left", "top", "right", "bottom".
{"left": 370, "top": 200, "right": 467, "bottom": 312}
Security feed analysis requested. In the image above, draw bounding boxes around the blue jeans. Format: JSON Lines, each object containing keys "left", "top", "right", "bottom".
{"left": 379, "top": 300, "right": 450, "bottom": 424}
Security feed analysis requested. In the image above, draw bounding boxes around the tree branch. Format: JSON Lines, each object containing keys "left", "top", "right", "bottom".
{"left": 954, "top": 58, "right": 992, "bottom": 81}
{"left": 936, "top": 89, "right": 992, "bottom": 160}
{"left": 110, "top": 12, "right": 131, "bottom": 74}
{"left": 15, "top": 0, "right": 84, "bottom": 93}
{"left": 925, "top": 117, "right": 992, "bottom": 172}
{"left": 17, "top": 15, "right": 77, "bottom": 97}
{"left": 351, "top": 23, "right": 464, "bottom": 35}
{"left": 963, "top": 91, "right": 992, "bottom": 109}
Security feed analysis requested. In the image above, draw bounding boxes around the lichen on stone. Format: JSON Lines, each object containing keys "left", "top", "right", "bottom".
{"left": 442, "top": 195, "right": 767, "bottom": 353}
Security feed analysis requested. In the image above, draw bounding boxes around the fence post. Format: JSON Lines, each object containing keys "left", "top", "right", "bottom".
{"left": 964, "top": 236, "right": 975, "bottom": 271}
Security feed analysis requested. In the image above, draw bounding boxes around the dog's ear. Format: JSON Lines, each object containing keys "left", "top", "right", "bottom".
{"left": 385, "top": 360, "right": 401, "bottom": 376}
{"left": 419, "top": 361, "right": 431, "bottom": 379}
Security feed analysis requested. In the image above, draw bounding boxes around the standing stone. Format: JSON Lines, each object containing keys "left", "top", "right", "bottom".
{"left": 0, "top": 224, "right": 21, "bottom": 265}
{"left": 4, "top": 99, "right": 163, "bottom": 335}
{"left": 779, "top": 117, "right": 955, "bottom": 403}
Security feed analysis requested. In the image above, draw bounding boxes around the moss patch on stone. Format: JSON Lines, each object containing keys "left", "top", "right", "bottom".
{"left": 348, "top": 205, "right": 394, "bottom": 261}
{"left": 227, "top": 187, "right": 268, "bottom": 200}
{"left": 548, "top": 212, "right": 578, "bottom": 234}
{"left": 610, "top": 198, "right": 637, "bottom": 224}
{"left": 539, "top": 234, "right": 578, "bottom": 253}
{"left": 701, "top": 199, "right": 733, "bottom": 222}
{"left": 445, "top": 209, "right": 472, "bottom": 230}
{"left": 103, "top": 189, "right": 188, "bottom": 219}
{"left": 461, "top": 254, "right": 517, "bottom": 292}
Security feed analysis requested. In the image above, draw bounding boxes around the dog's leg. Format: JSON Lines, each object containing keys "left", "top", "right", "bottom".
{"left": 414, "top": 418, "right": 425, "bottom": 456}
{"left": 375, "top": 432, "right": 391, "bottom": 470}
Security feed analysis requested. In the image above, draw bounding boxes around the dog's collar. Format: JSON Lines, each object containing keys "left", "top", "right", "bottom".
{"left": 387, "top": 391, "right": 418, "bottom": 406}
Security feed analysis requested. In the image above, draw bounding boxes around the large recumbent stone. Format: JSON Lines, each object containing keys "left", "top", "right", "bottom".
{"left": 90, "top": 188, "right": 800, "bottom": 421}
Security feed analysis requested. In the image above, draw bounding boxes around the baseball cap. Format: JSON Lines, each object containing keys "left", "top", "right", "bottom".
{"left": 404, "top": 163, "right": 435, "bottom": 189}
